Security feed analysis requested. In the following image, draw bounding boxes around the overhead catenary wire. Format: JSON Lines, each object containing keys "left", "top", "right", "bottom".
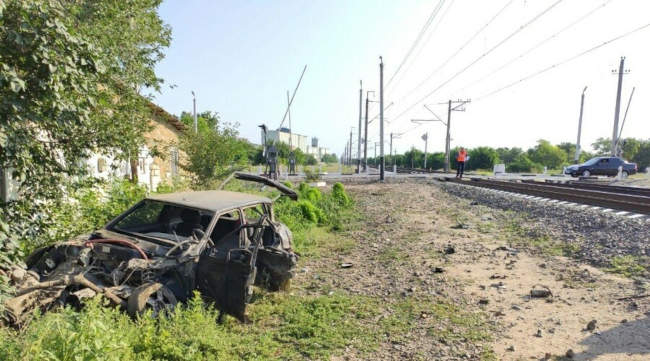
{"left": 385, "top": 0, "right": 446, "bottom": 89}
{"left": 388, "top": 0, "right": 455, "bottom": 93}
{"left": 474, "top": 21, "right": 650, "bottom": 102}
{"left": 389, "top": 0, "right": 564, "bottom": 125}
{"left": 399, "top": 0, "right": 515, "bottom": 101}
{"left": 455, "top": 0, "right": 613, "bottom": 95}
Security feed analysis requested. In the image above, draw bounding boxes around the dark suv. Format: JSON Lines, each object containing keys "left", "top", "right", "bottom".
{"left": 565, "top": 156, "right": 638, "bottom": 178}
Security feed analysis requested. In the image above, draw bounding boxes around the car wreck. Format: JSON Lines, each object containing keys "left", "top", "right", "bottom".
{"left": 2, "top": 173, "right": 299, "bottom": 326}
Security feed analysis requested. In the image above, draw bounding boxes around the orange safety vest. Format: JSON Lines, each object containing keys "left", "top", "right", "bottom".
{"left": 456, "top": 150, "right": 467, "bottom": 162}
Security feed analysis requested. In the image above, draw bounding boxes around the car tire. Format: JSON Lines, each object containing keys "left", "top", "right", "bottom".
{"left": 621, "top": 170, "right": 629, "bottom": 178}
{"left": 582, "top": 170, "right": 591, "bottom": 177}
{"left": 127, "top": 282, "right": 177, "bottom": 317}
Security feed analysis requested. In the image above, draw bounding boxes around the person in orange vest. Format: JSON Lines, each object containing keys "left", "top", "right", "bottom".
{"left": 456, "top": 147, "right": 467, "bottom": 178}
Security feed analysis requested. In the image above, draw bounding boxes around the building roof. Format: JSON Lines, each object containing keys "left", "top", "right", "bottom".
{"left": 147, "top": 102, "right": 186, "bottom": 132}
{"left": 147, "top": 190, "right": 271, "bottom": 212}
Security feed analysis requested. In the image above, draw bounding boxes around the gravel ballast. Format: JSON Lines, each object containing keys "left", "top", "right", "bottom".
{"left": 438, "top": 181, "right": 650, "bottom": 274}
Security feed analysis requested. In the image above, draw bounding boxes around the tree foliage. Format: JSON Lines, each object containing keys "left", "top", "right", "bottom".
{"left": 527, "top": 140, "right": 566, "bottom": 170}
{"left": 179, "top": 111, "right": 219, "bottom": 134}
{"left": 468, "top": 147, "right": 499, "bottom": 170}
{"left": 0, "top": 0, "right": 170, "bottom": 269}
{"left": 178, "top": 119, "right": 249, "bottom": 189}
{"left": 321, "top": 153, "right": 338, "bottom": 163}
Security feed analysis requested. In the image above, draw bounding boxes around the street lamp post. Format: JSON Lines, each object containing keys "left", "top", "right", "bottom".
{"left": 191, "top": 91, "right": 197, "bottom": 133}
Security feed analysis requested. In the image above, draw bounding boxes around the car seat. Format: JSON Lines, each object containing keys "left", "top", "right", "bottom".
{"left": 175, "top": 209, "right": 203, "bottom": 237}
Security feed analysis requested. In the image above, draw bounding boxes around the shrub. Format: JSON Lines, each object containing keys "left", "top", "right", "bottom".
{"left": 506, "top": 154, "right": 542, "bottom": 173}
{"left": 468, "top": 147, "right": 499, "bottom": 170}
{"left": 297, "top": 200, "right": 322, "bottom": 223}
{"left": 332, "top": 182, "right": 351, "bottom": 206}
{"left": 304, "top": 168, "right": 321, "bottom": 182}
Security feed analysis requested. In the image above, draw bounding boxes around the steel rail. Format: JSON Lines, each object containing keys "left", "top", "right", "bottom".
{"left": 521, "top": 179, "right": 650, "bottom": 198}
{"left": 445, "top": 178, "right": 650, "bottom": 215}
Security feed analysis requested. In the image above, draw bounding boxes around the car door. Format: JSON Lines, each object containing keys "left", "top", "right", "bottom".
{"left": 196, "top": 209, "right": 258, "bottom": 321}
{"left": 244, "top": 203, "right": 298, "bottom": 291}
{"left": 593, "top": 158, "right": 608, "bottom": 175}
{"left": 608, "top": 158, "right": 622, "bottom": 176}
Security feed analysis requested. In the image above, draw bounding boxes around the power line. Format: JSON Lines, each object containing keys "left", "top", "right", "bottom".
{"left": 456, "top": 0, "right": 613, "bottom": 95}
{"left": 475, "top": 21, "right": 650, "bottom": 102}
{"left": 385, "top": 0, "right": 446, "bottom": 89}
{"left": 388, "top": 0, "right": 455, "bottom": 93}
{"left": 389, "top": 0, "right": 564, "bottom": 125}
{"left": 399, "top": 0, "right": 515, "bottom": 101}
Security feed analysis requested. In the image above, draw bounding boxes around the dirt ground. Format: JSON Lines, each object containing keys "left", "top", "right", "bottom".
{"left": 296, "top": 180, "right": 650, "bottom": 360}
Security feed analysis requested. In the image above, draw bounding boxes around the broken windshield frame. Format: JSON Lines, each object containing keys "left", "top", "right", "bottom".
{"left": 107, "top": 199, "right": 215, "bottom": 245}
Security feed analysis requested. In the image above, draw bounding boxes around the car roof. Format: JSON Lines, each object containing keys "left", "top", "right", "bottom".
{"left": 147, "top": 190, "right": 271, "bottom": 212}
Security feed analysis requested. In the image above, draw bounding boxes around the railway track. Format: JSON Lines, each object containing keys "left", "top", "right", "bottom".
{"left": 521, "top": 179, "right": 650, "bottom": 198}
{"left": 444, "top": 177, "right": 650, "bottom": 215}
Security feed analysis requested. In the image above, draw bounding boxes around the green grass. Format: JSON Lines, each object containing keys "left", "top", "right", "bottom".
{"left": 379, "top": 296, "right": 496, "bottom": 360}
{"left": 606, "top": 255, "right": 647, "bottom": 277}
{"left": 0, "top": 292, "right": 381, "bottom": 361}
{"left": 502, "top": 218, "right": 581, "bottom": 258}
{"left": 292, "top": 226, "right": 356, "bottom": 257}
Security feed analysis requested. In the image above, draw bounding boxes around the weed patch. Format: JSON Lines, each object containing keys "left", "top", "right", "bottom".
{"left": 607, "top": 255, "right": 647, "bottom": 277}
{"left": 0, "top": 292, "right": 381, "bottom": 361}
{"left": 379, "top": 296, "right": 495, "bottom": 359}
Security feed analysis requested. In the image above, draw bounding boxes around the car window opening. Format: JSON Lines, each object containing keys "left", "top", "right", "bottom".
{"left": 112, "top": 200, "right": 214, "bottom": 243}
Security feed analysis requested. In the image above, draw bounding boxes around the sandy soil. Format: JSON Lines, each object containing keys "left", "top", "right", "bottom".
{"left": 299, "top": 180, "right": 650, "bottom": 360}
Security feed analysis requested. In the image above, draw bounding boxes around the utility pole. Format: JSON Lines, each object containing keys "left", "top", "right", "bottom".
{"left": 412, "top": 104, "right": 446, "bottom": 170}
{"left": 389, "top": 132, "right": 403, "bottom": 167}
{"left": 374, "top": 142, "right": 379, "bottom": 165}
{"left": 191, "top": 91, "right": 197, "bottom": 133}
{"left": 445, "top": 100, "right": 451, "bottom": 172}
{"left": 363, "top": 91, "right": 376, "bottom": 173}
{"left": 357, "top": 81, "right": 362, "bottom": 173}
{"left": 615, "top": 86, "right": 636, "bottom": 152}
{"left": 441, "top": 99, "right": 471, "bottom": 172}
{"left": 379, "top": 56, "right": 385, "bottom": 181}
{"left": 575, "top": 86, "right": 588, "bottom": 162}
{"left": 611, "top": 57, "right": 628, "bottom": 156}
{"left": 349, "top": 128, "right": 353, "bottom": 166}
{"left": 422, "top": 132, "right": 429, "bottom": 169}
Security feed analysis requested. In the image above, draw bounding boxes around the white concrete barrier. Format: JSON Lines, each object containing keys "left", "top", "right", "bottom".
{"left": 493, "top": 164, "right": 506, "bottom": 175}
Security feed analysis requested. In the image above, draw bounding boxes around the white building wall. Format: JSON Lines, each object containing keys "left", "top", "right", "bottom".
{"left": 84, "top": 145, "right": 161, "bottom": 190}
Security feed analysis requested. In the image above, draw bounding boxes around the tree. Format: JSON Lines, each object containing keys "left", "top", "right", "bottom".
{"left": 621, "top": 138, "right": 641, "bottom": 161}
{"left": 425, "top": 152, "right": 445, "bottom": 170}
{"left": 178, "top": 120, "right": 248, "bottom": 189}
{"left": 506, "top": 154, "right": 540, "bottom": 173}
{"left": 0, "top": 0, "right": 171, "bottom": 267}
{"left": 632, "top": 140, "right": 650, "bottom": 172}
{"left": 527, "top": 140, "right": 566, "bottom": 169}
{"left": 468, "top": 147, "right": 499, "bottom": 170}
{"left": 321, "top": 153, "right": 338, "bottom": 163}
{"left": 179, "top": 111, "right": 220, "bottom": 134}
{"left": 592, "top": 137, "right": 611, "bottom": 156}
{"left": 495, "top": 147, "right": 524, "bottom": 165}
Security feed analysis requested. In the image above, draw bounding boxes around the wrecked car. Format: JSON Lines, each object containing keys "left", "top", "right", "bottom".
{"left": 3, "top": 173, "right": 298, "bottom": 325}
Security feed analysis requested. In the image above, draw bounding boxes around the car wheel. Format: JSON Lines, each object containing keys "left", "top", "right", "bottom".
{"left": 127, "top": 282, "right": 177, "bottom": 317}
{"left": 582, "top": 170, "right": 591, "bottom": 177}
{"left": 621, "top": 170, "right": 629, "bottom": 178}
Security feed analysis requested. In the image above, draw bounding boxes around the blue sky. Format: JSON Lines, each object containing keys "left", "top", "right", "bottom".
{"left": 153, "top": 0, "right": 650, "bottom": 157}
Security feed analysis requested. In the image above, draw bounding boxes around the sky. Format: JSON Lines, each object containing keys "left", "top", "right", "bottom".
{"left": 153, "top": 0, "right": 650, "bottom": 157}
